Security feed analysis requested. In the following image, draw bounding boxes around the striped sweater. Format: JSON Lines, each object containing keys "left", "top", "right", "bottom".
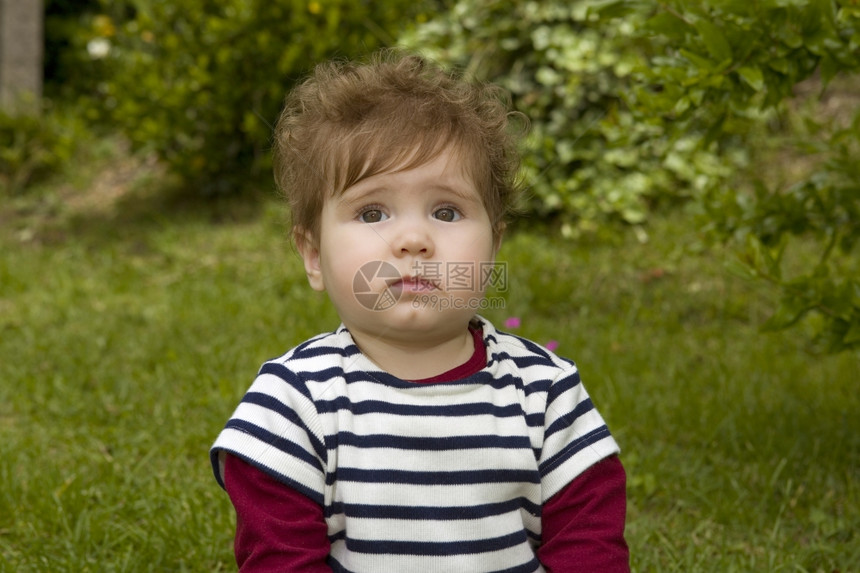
{"left": 210, "top": 317, "right": 620, "bottom": 573}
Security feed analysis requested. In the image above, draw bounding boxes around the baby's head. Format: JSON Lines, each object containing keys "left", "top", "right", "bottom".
{"left": 273, "top": 49, "right": 524, "bottom": 246}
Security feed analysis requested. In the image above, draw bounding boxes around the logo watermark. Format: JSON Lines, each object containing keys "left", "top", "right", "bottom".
{"left": 352, "top": 261, "right": 401, "bottom": 311}
{"left": 410, "top": 294, "right": 507, "bottom": 311}
{"left": 352, "top": 260, "right": 508, "bottom": 311}
{"left": 408, "top": 261, "right": 508, "bottom": 293}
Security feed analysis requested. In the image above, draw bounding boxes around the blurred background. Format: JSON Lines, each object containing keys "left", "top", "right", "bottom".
{"left": 1, "top": 1, "right": 858, "bottom": 571}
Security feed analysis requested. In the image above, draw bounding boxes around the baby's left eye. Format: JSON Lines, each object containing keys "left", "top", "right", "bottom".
{"left": 433, "top": 207, "right": 461, "bottom": 222}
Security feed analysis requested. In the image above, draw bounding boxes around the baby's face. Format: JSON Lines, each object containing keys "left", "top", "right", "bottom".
{"left": 297, "top": 147, "right": 499, "bottom": 345}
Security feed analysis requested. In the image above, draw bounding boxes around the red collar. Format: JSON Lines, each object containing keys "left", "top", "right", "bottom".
{"left": 408, "top": 327, "right": 486, "bottom": 383}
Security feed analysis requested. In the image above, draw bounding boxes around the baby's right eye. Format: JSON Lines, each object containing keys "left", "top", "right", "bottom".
{"left": 358, "top": 208, "right": 387, "bottom": 223}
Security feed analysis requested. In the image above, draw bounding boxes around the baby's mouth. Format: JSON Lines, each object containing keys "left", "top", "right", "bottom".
{"left": 387, "top": 275, "right": 438, "bottom": 294}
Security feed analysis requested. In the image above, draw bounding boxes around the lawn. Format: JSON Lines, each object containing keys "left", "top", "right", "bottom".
{"left": 0, "top": 148, "right": 857, "bottom": 572}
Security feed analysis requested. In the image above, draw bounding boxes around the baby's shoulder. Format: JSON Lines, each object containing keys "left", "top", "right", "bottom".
{"left": 250, "top": 328, "right": 358, "bottom": 389}
{"left": 488, "top": 328, "right": 575, "bottom": 372}
{"left": 266, "top": 326, "right": 357, "bottom": 367}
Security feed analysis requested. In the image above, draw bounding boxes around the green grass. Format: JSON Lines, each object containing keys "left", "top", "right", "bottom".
{"left": 1, "top": 163, "right": 857, "bottom": 571}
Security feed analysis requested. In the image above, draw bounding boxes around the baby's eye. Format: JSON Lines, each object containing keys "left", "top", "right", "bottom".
{"left": 359, "top": 208, "right": 387, "bottom": 223}
{"left": 433, "top": 207, "right": 461, "bottom": 222}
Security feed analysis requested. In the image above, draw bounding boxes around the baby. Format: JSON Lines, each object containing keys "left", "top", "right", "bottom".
{"left": 211, "top": 49, "right": 629, "bottom": 572}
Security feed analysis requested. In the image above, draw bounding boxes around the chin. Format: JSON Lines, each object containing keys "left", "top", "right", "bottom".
{"left": 397, "top": 305, "right": 474, "bottom": 330}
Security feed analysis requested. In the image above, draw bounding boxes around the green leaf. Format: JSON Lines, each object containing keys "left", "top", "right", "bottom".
{"left": 762, "top": 296, "right": 809, "bottom": 331}
{"left": 644, "top": 12, "right": 687, "bottom": 39}
{"left": 583, "top": 0, "right": 635, "bottom": 20}
{"left": 737, "top": 66, "right": 764, "bottom": 91}
{"left": 674, "top": 96, "right": 691, "bottom": 115}
{"left": 680, "top": 48, "right": 716, "bottom": 70}
{"left": 725, "top": 257, "right": 758, "bottom": 281}
{"left": 819, "top": 54, "right": 839, "bottom": 87}
{"left": 694, "top": 19, "right": 733, "bottom": 63}
{"left": 747, "top": 235, "right": 784, "bottom": 280}
{"left": 843, "top": 319, "right": 860, "bottom": 345}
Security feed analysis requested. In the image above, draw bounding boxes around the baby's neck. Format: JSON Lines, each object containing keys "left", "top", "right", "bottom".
{"left": 351, "top": 327, "right": 475, "bottom": 380}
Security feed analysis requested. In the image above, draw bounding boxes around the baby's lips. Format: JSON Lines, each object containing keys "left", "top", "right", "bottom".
{"left": 390, "top": 275, "right": 438, "bottom": 293}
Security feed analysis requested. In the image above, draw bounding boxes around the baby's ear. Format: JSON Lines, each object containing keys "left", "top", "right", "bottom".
{"left": 293, "top": 227, "right": 325, "bottom": 292}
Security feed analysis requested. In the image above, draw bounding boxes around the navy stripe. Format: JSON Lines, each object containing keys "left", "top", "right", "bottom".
{"left": 545, "top": 398, "right": 594, "bottom": 441}
{"left": 257, "top": 362, "right": 313, "bottom": 401}
{"left": 344, "top": 370, "right": 394, "bottom": 385}
{"left": 510, "top": 355, "right": 553, "bottom": 369}
{"left": 282, "top": 331, "right": 330, "bottom": 358}
{"left": 526, "top": 411, "right": 544, "bottom": 427}
{"left": 224, "top": 418, "right": 323, "bottom": 471}
{"left": 344, "top": 529, "right": 528, "bottom": 556}
{"left": 486, "top": 368, "right": 541, "bottom": 395}
{"left": 328, "top": 529, "right": 347, "bottom": 544}
{"left": 330, "top": 552, "right": 541, "bottom": 573}
{"left": 334, "top": 432, "right": 532, "bottom": 451}
{"left": 326, "top": 556, "right": 350, "bottom": 573}
{"left": 298, "top": 366, "right": 344, "bottom": 383}
{"left": 331, "top": 468, "right": 540, "bottom": 486}
{"left": 241, "top": 392, "right": 327, "bottom": 460}
{"left": 510, "top": 336, "right": 553, "bottom": 360}
{"left": 209, "top": 451, "right": 227, "bottom": 490}
{"left": 523, "top": 377, "right": 551, "bottom": 397}
{"left": 338, "top": 369, "right": 503, "bottom": 389}
{"left": 482, "top": 364, "right": 551, "bottom": 397}
{"left": 540, "top": 425, "right": 612, "bottom": 475}
{"left": 316, "top": 397, "right": 525, "bottom": 419}
{"left": 326, "top": 496, "right": 541, "bottom": 520}
{"left": 546, "top": 370, "right": 581, "bottom": 406}
{"left": 474, "top": 372, "right": 527, "bottom": 392}
{"left": 294, "top": 343, "right": 360, "bottom": 360}
{"left": 487, "top": 371, "right": 531, "bottom": 392}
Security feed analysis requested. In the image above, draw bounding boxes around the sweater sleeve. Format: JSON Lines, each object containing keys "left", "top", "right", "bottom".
{"left": 538, "top": 455, "right": 630, "bottom": 572}
{"left": 223, "top": 453, "right": 332, "bottom": 572}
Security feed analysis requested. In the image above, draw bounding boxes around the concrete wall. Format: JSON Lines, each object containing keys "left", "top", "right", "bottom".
{"left": 0, "top": 0, "right": 44, "bottom": 110}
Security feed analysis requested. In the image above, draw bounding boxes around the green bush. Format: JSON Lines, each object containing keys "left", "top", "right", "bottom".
{"left": 401, "top": 0, "right": 739, "bottom": 237}
{"left": 634, "top": 0, "right": 860, "bottom": 352}
{"left": 0, "top": 3, "right": 103, "bottom": 194}
{"left": 96, "top": 0, "right": 443, "bottom": 195}
{"left": 407, "top": 0, "right": 860, "bottom": 351}
{"left": 0, "top": 105, "right": 82, "bottom": 194}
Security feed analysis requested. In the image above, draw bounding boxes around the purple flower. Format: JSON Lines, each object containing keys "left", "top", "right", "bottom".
{"left": 545, "top": 340, "right": 559, "bottom": 352}
{"left": 503, "top": 317, "right": 521, "bottom": 329}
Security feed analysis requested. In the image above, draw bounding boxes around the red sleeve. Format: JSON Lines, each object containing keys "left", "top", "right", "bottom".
{"left": 538, "top": 455, "right": 630, "bottom": 573}
{"left": 223, "top": 453, "right": 331, "bottom": 572}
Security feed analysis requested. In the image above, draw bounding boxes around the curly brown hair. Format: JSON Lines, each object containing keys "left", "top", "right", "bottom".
{"left": 273, "top": 49, "right": 525, "bottom": 244}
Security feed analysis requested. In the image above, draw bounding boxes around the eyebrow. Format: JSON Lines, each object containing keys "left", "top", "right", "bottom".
{"left": 428, "top": 181, "right": 482, "bottom": 203}
{"left": 336, "top": 184, "right": 385, "bottom": 207}
{"left": 338, "top": 179, "right": 481, "bottom": 205}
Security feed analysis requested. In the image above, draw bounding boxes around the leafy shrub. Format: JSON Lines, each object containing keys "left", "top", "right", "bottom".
{"left": 634, "top": 0, "right": 860, "bottom": 352}
{"left": 2, "top": 0, "right": 99, "bottom": 195}
{"left": 0, "top": 105, "right": 81, "bottom": 194}
{"left": 95, "top": 0, "right": 442, "bottom": 195}
{"left": 407, "top": 0, "right": 860, "bottom": 351}
{"left": 401, "top": 0, "right": 740, "bottom": 236}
